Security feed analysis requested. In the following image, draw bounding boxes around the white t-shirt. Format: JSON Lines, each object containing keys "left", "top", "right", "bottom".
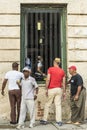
{"left": 37, "top": 61, "right": 42, "bottom": 68}
{"left": 21, "top": 76, "right": 38, "bottom": 100}
{"left": 5, "top": 70, "right": 23, "bottom": 90}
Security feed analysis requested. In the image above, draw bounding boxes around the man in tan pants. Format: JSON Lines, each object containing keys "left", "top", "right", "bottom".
{"left": 40, "top": 58, "right": 66, "bottom": 126}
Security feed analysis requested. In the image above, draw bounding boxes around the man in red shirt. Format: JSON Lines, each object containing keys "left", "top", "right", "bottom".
{"left": 40, "top": 58, "right": 66, "bottom": 126}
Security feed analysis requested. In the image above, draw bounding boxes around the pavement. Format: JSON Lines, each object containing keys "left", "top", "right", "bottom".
{"left": 0, "top": 118, "right": 87, "bottom": 130}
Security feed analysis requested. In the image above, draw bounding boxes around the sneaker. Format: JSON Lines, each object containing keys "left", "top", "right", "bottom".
{"left": 40, "top": 120, "right": 48, "bottom": 125}
{"left": 16, "top": 125, "right": 25, "bottom": 129}
{"left": 56, "top": 122, "right": 63, "bottom": 126}
{"left": 29, "top": 123, "right": 34, "bottom": 128}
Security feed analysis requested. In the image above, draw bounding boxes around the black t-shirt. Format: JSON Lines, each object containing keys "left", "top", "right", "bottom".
{"left": 70, "top": 74, "right": 83, "bottom": 96}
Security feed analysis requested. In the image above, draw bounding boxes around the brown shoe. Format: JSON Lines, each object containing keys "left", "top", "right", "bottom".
{"left": 73, "top": 122, "right": 80, "bottom": 125}
{"left": 66, "top": 121, "right": 73, "bottom": 124}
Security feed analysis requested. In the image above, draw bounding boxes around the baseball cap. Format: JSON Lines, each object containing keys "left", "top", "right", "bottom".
{"left": 12, "top": 62, "right": 19, "bottom": 68}
{"left": 54, "top": 58, "right": 60, "bottom": 64}
{"left": 23, "top": 67, "right": 31, "bottom": 72}
{"left": 68, "top": 66, "right": 77, "bottom": 71}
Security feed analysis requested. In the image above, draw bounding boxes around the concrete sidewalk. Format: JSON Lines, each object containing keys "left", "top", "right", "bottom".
{"left": 0, "top": 119, "right": 87, "bottom": 130}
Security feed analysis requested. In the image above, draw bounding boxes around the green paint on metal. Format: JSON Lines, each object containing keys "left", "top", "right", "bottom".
{"left": 60, "top": 7, "right": 67, "bottom": 73}
{"left": 20, "top": 11, "right": 25, "bottom": 71}
{"left": 20, "top": 4, "right": 67, "bottom": 72}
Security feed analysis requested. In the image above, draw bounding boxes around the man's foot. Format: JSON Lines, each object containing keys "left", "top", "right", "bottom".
{"left": 29, "top": 123, "right": 34, "bottom": 128}
{"left": 16, "top": 125, "right": 25, "bottom": 129}
{"left": 10, "top": 121, "right": 17, "bottom": 125}
{"left": 73, "top": 122, "right": 80, "bottom": 125}
{"left": 56, "top": 122, "right": 63, "bottom": 126}
{"left": 40, "top": 120, "right": 48, "bottom": 125}
{"left": 66, "top": 121, "right": 73, "bottom": 124}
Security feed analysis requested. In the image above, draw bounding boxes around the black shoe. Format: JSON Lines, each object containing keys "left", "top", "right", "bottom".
{"left": 10, "top": 121, "right": 17, "bottom": 125}
{"left": 56, "top": 122, "right": 63, "bottom": 126}
{"left": 40, "top": 120, "right": 48, "bottom": 125}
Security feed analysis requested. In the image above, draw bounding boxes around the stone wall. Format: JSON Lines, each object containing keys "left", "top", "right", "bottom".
{"left": 0, "top": 85, "right": 71, "bottom": 121}
{"left": 36, "top": 86, "right": 71, "bottom": 121}
{"left": 0, "top": 0, "right": 87, "bottom": 120}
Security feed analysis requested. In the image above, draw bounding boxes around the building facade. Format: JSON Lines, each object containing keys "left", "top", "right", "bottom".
{"left": 0, "top": 0, "right": 87, "bottom": 120}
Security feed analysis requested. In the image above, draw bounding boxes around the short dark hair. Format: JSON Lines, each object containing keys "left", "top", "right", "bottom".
{"left": 12, "top": 62, "right": 19, "bottom": 68}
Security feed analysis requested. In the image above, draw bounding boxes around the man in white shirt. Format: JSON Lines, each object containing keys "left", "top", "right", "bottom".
{"left": 1, "top": 62, "right": 23, "bottom": 125}
{"left": 17, "top": 67, "right": 38, "bottom": 129}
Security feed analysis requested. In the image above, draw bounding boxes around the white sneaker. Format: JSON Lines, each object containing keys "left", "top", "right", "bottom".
{"left": 16, "top": 125, "right": 25, "bottom": 129}
{"left": 29, "top": 123, "right": 34, "bottom": 128}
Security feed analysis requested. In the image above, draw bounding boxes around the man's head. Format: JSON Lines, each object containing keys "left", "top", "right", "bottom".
{"left": 23, "top": 67, "right": 31, "bottom": 78}
{"left": 68, "top": 66, "right": 77, "bottom": 75}
{"left": 12, "top": 62, "right": 19, "bottom": 70}
{"left": 53, "top": 58, "right": 60, "bottom": 67}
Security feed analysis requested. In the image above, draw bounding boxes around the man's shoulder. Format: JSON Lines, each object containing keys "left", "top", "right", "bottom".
{"left": 6, "top": 71, "right": 13, "bottom": 75}
{"left": 29, "top": 76, "right": 36, "bottom": 81}
{"left": 17, "top": 71, "right": 23, "bottom": 75}
{"left": 60, "top": 68, "right": 65, "bottom": 73}
{"left": 76, "top": 74, "right": 83, "bottom": 79}
{"left": 48, "top": 67, "right": 54, "bottom": 70}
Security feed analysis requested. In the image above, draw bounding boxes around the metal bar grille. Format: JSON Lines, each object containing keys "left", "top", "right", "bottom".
{"left": 30, "top": 13, "right": 34, "bottom": 67}
{"left": 49, "top": 13, "right": 53, "bottom": 66}
{"left": 27, "top": 11, "right": 61, "bottom": 75}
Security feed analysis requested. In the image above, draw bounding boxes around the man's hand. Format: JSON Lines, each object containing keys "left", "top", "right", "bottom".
{"left": 34, "top": 95, "right": 37, "bottom": 100}
{"left": 46, "top": 91, "right": 48, "bottom": 97}
{"left": 63, "top": 93, "right": 66, "bottom": 100}
{"left": 1, "top": 91, "right": 4, "bottom": 96}
{"left": 74, "top": 95, "right": 79, "bottom": 101}
{"left": 1, "top": 79, "right": 8, "bottom": 96}
{"left": 16, "top": 80, "right": 20, "bottom": 85}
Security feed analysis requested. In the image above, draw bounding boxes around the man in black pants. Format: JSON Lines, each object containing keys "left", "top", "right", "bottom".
{"left": 68, "top": 66, "right": 86, "bottom": 125}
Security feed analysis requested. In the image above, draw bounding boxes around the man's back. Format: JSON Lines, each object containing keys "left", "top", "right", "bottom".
{"left": 5, "top": 70, "right": 23, "bottom": 90}
{"left": 48, "top": 67, "right": 65, "bottom": 89}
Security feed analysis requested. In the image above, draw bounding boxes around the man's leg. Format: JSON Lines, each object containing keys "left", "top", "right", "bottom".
{"left": 71, "top": 97, "right": 80, "bottom": 123}
{"left": 26, "top": 100, "right": 35, "bottom": 125}
{"left": 71, "top": 88, "right": 86, "bottom": 123}
{"left": 54, "top": 88, "right": 62, "bottom": 122}
{"left": 15, "top": 90, "right": 21, "bottom": 123}
{"left": 79, "top": 88, "right": 86, "bottom": 122}
{"left": 18, "top": 98, "right": 26, "bottom": 125}
{"left": 8, "top": 90, "right": 16, "bottom": 123}
{"left": 43, "top": 91, "right": 54, "bottom": 121}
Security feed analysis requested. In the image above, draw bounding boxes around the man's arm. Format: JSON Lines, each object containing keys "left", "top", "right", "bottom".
{"left": 62, "top": 76, "right": 66, "bottom": 100}
{"left": 35, "top": 87, "right": 39, "bottom": 95}
{"left": 62, "top": 76, "right": 66, "bottom": 93}
{"left": 34, "top": 87, "right": 39, "bottom": 100}
{"left": 1, "top": 79, "right": 8, "bottom": 96}
{"left": 74, "top": 86, "right": 82, "bottom": 101}
{"left": 45, "top": 74, "right": 50, "bottom": 96}
{"left": 16, "top": 81, "right": 22, "bottom": 89}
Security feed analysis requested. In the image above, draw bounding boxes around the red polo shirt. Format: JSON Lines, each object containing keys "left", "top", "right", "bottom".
{"left": 48, "top": 67, "right": 65, "bottom": 89}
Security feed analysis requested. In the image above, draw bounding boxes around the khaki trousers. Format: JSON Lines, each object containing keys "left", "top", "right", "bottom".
{"left": 43, "top": 88, "right": 62, "bottom": 122}
{"left": 70, "top": 87, "right": 86, "bottom": 123}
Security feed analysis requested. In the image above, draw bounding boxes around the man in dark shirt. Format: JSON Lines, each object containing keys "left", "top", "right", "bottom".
{"left": 68, "top": 66, "right": 86, "bottom": 125}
